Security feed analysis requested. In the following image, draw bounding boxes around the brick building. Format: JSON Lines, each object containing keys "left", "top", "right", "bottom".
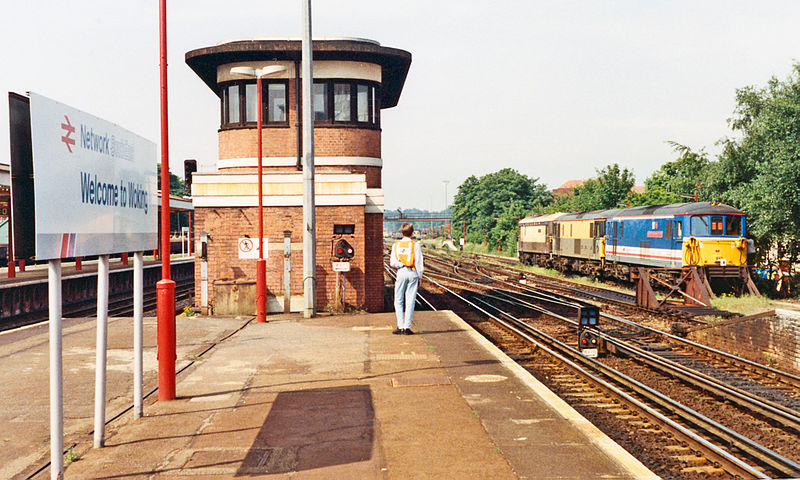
{"left": 185, "top": 38, "right": 411, "bottom": 314}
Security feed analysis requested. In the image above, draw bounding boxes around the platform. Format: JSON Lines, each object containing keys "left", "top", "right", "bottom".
{"left": 1, "top": 311, "right": 657, "bottom": 479}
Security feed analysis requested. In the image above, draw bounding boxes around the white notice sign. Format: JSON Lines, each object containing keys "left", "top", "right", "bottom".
{"left": 332, "top": 261, "right": 351, "bottom": 272}
{"left": 29, "top": 93, "right": 157, "bottom": 259}
{"left": 238, "top": 237, "right": 266, "bottom": 259}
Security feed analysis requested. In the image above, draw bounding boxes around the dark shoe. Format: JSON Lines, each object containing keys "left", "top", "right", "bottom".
{"left": 402, "top": 329, "right": 414, "bottom": 335}
{"left": 392, "top": 328, "right": 404, "bottom": 335}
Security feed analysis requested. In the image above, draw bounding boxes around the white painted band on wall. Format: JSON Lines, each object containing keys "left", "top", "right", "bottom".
{"left": 192, "top": 172, "right": 367, "bottom": 184}
{"left": 216, "top": 156, "right": 382, "bottom": 169}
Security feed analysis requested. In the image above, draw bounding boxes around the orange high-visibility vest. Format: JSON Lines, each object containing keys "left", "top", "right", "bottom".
{"left": 396, "top": 239, "right": 416, "bottom": 267}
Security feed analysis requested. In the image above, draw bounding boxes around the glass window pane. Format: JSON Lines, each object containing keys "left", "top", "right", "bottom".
{"left": 227, "top": 85, "right": 240, "bottom": 123}
{"left": 357, "top": 84, "right": 369, "bottom": 122}
{"left": 711, "top": 216, "right": 724, "bottom": 235}
{"left": 267, "top": 84, "right": 286, "bottom": 122}
{"left": 334, "top": 83, "right": 351, "bottom": 121}
{"left": 313, "top": 82, "right": 328, "bottom": 122}
{"left": 371, "top": 87, "right": 376, "bottom": 123}
{"left": 726, "top": 216, "right": 741, "bottom": 236}
{"left": 245, "top": 83, "right": 258, "bottom": 122}
{"left": 691, "top": 216, "right": 709, "bottom": 236}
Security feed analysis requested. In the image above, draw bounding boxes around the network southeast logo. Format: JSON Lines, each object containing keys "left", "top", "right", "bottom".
{"left": 60, "top": 115, "right": 76, "bottom": 153}
{"left": 59, "top": 114, "right": 135, "bottom": 161}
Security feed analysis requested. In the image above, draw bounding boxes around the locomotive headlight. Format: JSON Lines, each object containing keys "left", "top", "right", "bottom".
{"left": 731, "top": 241, "right": 736, "bottom": 248}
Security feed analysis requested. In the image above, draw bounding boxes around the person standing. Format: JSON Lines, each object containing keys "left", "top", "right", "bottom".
{"left": 390, "top": 223, "right": 424, "bottom": 334}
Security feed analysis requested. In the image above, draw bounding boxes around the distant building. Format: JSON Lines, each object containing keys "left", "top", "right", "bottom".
{"left": 552, "top": 179, "right": 585, "bottom": 196}
{"left": 552, "top": 179, "right": 646, "bottom": 197}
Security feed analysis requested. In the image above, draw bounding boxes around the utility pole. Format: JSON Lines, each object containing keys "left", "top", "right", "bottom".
{"left": 301, "top": 0, "right": 316, "bottom": 317}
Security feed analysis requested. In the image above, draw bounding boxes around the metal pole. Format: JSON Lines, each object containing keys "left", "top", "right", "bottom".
{"left": 133, "top": 251, "right": 144, "bottom": 419}
{"left": 256, "top": 75, "right": 267, "bottom": 322}
{"left": 284, "top": 230, "right": 292, "bottom": 313}
{"left": 48, "top": 259, "right": 63, "bottom": 480}
{"left": 157, "top": 0, "right": 176, "bottom": 401}
{"left": 93, "top": 254, "right": 109, "bottom": 448}
{"left": 301, "top": 0, "right": 316, "bottom": 318}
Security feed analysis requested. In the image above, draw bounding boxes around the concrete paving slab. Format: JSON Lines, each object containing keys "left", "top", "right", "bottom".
{"left": 3, "top": 310, "right": 659, "bottom": 479}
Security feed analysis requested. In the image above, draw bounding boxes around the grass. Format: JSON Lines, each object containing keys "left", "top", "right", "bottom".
{"left": 710, "top": 294, "right": 777, "bottom": 316}
{"left": 64, "top": 446, "right": 81, "bottom": 466}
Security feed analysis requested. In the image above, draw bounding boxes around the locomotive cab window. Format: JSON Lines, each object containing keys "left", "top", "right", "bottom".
{"left": 674, "top": 221, "right": 682, "bottom": 239}
{"left": 711, "top": 216, "right": 724, "bottom": 236}
{"left": 691, "top": 216, "right": 709, "bottom": 236}
{"left": 725, "top": 216, "right": 742, "bottom": 236}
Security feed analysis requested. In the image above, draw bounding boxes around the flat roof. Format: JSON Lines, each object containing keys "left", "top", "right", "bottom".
{"left": 185, "top": 38, "right": 412, "bottom": 108}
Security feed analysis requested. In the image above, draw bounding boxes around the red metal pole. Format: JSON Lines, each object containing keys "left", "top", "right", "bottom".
{"left": 121, "top": 252, "right": 129, "bottom": 265}
{"left": 76, "top": 257, "right": 82, "bottom": 270}
{"left": 188, "top": 212, "right": 192, "bottom": 257}
{"left": 18, "top": 259, "right": 25, "bottom": 272}
{"left": 7, "top": 209, "right": 14, "bottom": 278}
{"left": 256, "top": 75, "right": 267, "bottom": 322}
{"left": 157, "top": 0, "right": 176, "bottom": 401}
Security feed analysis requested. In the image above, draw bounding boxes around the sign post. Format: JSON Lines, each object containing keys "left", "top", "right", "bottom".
{"left": 13, "top": 92, "right": 157, "bottom": 476}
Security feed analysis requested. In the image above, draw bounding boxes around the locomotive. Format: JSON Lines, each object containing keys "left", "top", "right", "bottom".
{"left": 518, "top": 202, "right": 755, "bottom": 285}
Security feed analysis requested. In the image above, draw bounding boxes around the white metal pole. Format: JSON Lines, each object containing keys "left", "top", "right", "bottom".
{"left": 301, "top": 0, "right": 316, "bottom": 318}
{"left": 133, "top": 251, "right": 144, "bottom": 419}
{"left": 93, "top": 254, "right": 109, "bottom": 448}
{"left": 48, "top": 259, "right": 63, "bottom": 480}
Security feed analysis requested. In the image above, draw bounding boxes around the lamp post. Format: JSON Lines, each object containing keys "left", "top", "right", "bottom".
{"left": 156, "top": 0, "right": 176, "bottom": 401}
{"left": 230, "top": 65, "right": 286, "bottom": 322}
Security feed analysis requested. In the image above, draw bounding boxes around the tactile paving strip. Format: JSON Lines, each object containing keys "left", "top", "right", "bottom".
{"left": 390, "top": 376, "right": 452, "bottom": 387}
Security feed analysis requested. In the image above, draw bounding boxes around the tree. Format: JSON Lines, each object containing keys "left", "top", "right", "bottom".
{"left": 540, "top": 163, "right": 635, "bottom": 213}
{"left": 709, "top": 63, "right": 800, "bottom": 263}
{"left": 645, "top": 142, "right": 710, "bottom": 201}
{"left": 451, "top": 168, "right": 551, "bottom": 250}
{"left": 157, "top": 163, "right": 189, "bottom": 197}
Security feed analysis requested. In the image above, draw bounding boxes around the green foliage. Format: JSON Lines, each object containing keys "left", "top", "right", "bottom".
{"left": 539, "top": 163, "right": 635, "bottom": 213}
{"left": 645, "top": 142, "right": 710, "bottom": 200}
{"left": 451, "top": 168, "right": 550, "bottom": 250}
{"left": 157, "top": 163, "right": 189, "bottom": 197}
{"left": 708, "top": 63, "right": 800, "bottom": 263}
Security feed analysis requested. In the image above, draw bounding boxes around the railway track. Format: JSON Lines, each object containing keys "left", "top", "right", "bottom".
{"left": 391, "top": 250, "right": 800, "bottom": 479}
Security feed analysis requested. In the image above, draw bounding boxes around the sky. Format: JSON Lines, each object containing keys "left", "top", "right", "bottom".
{"left": 2, "top": 1, "right": 799, "bottom": 211}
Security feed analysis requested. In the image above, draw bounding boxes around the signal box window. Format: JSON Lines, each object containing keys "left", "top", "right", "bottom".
{"left": 267, "top": 84, "right": 287, "bottom": 122}
{"left": 726, "top": 216, "right": 742, "bottom": 236}
{"left": 334, "top": 224, "right": 355, "bottom": 235}
{"left": 691, "top": 216, "right": 709, "bottom": 236}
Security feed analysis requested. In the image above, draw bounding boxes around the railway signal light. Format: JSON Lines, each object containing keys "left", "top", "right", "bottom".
{"left": 333, "top": 239, "right": 355, "bottom": 260}
{"left": 579, "top": 306, "right": 599, "bottom": 327}
{"left": 578, "top": 329, "right": 600, "bottom": 358}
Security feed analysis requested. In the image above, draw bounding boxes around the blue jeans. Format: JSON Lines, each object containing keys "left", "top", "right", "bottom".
{"left": 394, "top": 267, "right": 419, "bottom": 329}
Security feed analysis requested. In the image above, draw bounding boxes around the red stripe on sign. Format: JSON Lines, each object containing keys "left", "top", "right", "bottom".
{"left": 60, "top": 233, "right": 70, "bottom": 258}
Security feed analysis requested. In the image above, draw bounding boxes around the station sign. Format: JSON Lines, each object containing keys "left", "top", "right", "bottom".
{"left": 28, "top": 93, "right": 157, "bottom": 259}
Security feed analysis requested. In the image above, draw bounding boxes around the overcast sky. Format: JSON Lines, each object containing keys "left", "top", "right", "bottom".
{"left": 2, "top": 1, "right": 799, "bottom": 210}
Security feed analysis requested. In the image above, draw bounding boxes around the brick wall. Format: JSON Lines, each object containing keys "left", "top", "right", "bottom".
{"left": 688, "top": 310, "right": 800, "bottom": 374}
{"left": 364, "top": 213, "right": 385, "bottom": 312}
{"left": 194, "top": 204, "right": 384, "bottom": 313}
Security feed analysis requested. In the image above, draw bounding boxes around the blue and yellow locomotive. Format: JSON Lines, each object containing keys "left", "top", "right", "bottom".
{"left": 518, "top": 202, "right": 755, "bottom": 286}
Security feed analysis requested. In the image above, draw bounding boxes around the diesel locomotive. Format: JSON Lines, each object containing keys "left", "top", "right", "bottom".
{"left": 518, "top": 202, "right": 755, "bottom": 285}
